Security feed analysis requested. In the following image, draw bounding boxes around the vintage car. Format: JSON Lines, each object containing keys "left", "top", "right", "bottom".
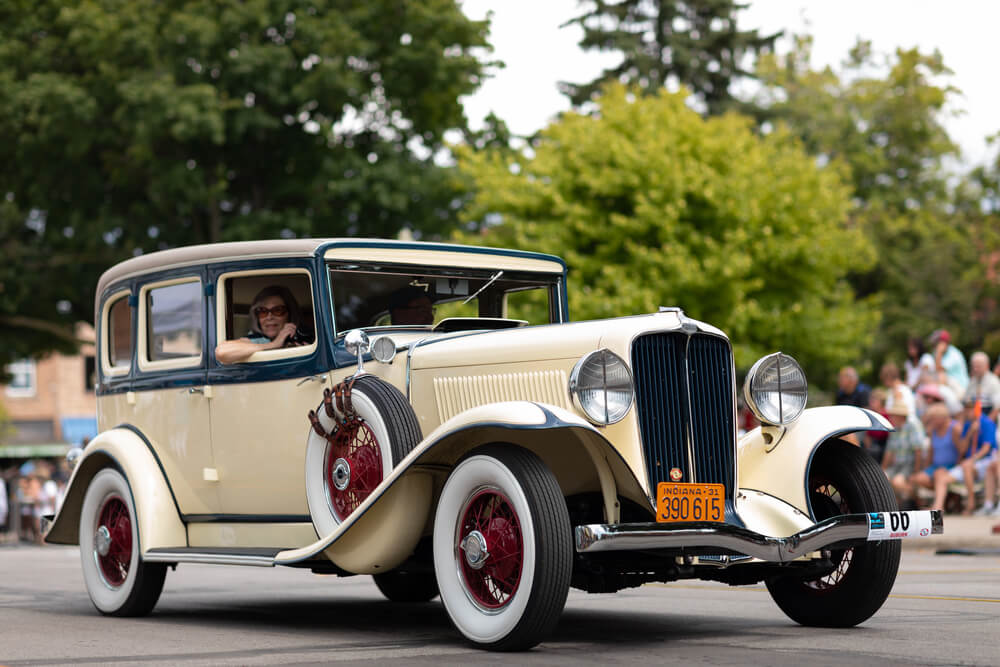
{"left": 45, "top": 238, "right": 942, "bottom": 650}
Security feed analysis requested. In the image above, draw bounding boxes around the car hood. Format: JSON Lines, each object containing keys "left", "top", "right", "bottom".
{"left": 407, "top": 310, "right": 724, "bottom": 370}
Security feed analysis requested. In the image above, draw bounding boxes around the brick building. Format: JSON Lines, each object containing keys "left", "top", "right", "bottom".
{"left": 1, "top": 324, "right": 97, "bottom": 459}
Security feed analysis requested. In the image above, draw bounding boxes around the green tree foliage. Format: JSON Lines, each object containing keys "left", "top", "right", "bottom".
{"left": 0, "top": 0, "right": 490, "bottom": 365}
{"left": 456, "top": 85, "right": 878, "bottom": 378}
{"left": 752, "top": 37, "right": 1000, "bottom": 364}
{"left": 754, "top": 37, "right": 958, "bottom": 212}
{"left": 561, "top": 0, "right": 778, "bottom": 115}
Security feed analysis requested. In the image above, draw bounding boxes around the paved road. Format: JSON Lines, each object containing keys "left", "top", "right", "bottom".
{"left": 2, "top": 545, "right": 998, "bottom": 665}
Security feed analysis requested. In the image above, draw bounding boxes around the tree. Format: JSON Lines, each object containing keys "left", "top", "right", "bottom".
{"left": 0, "top": 0, "right": 492, "bottom": 366}
{"left": 753, "top": 37, "right": 958, "bottom": 213}
{"left": 751, "top": 37, "right": 1000, "bottom": 365}
{"left": 560, "top": 0, "right": 779, "bottom": 115}
{"left": 455, "top": 85, "right": 878, "bottom": 379}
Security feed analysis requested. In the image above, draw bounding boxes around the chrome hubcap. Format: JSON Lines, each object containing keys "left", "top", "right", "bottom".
{"left": 95, "top": 525, "right": 112, "bottom": 557}
{"left": 332, "top": 458, "right": 351, "bottom": 491}
{"left": 460, "top": 530, "right": 489, "bottom": 570}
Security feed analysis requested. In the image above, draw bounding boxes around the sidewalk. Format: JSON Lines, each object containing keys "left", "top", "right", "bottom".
{"left": 905, "top": 514, "right": 1000, "bottom": 553}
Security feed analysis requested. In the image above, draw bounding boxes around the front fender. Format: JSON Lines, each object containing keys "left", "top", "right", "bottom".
{"left": 44, "top": 426, "right": 187, "bottom": 551}
{"left": 279, "top": 401, "right": 647, "bottom": 572}
{"left": 737, "top": 405, "right": 889, "bottom": 516}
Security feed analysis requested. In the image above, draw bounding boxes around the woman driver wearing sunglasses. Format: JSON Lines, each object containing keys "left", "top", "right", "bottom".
{"left": 215, "top": 285, "right": 308, "bottom": 364}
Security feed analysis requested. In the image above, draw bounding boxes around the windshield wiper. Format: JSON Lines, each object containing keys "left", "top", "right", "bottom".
{"left": 463, "top": 270, "right": 504, "bottom": 305}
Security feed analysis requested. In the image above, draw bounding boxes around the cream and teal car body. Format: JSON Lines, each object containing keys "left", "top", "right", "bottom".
{"left": 45, "top": 239, "right": 942, "bottom": 651}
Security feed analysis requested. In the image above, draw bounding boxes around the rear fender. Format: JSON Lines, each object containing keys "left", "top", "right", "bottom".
{"left": 737, "top": 405, "right": 890, "bottom": 516}
{"left": 44, "top": 425, "right": 187, "bottom": 551}
{"left": 281, "top": 401, "right": 647, "bottom": 572}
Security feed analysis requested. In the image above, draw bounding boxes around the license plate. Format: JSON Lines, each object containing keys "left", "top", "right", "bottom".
{"left": 656, "top": 482, "right": 726, "bottom": 523}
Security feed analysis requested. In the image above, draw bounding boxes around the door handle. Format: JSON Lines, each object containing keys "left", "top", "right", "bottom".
{"left": 182, "top": 386, "right": 213, "bottom": 398}
{"left": 296, "top": 374, "right": 328, "bottom": 386}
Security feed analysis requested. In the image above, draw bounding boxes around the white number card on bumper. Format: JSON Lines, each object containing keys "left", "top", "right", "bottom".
{"left": 867, "top": 511, "right": 934, "bottom": 540}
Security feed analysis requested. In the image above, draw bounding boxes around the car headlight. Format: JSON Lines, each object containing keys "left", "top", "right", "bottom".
{"left": 742, "top": 352, "right": 808, "bottom": 426}
{"left": 569, "top": 349, "right": 634, "bottom": 425}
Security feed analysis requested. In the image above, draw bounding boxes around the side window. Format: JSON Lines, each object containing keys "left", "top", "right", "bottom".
{"left": 146, "top": 281, "right": 203, "bottom": 363}
{"left": 216, "top": 271, "right": 315, "bottom": 361}
{"left": 107, "top": 295, "right": 132, "bottom": 369}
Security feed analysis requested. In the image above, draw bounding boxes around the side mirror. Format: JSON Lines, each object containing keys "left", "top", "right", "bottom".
{"left": 344, "top": 329, "right": 371, "bottom": 374}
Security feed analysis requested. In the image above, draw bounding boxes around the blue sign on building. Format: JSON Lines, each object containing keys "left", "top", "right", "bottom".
{"left": 60, "top": 417, "right": 98, "bottom": 445}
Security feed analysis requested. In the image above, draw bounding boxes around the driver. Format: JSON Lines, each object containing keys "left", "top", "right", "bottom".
{"left": 389, "top": 286, "right": 435, "bottom": 325}
{"left": 215, "top": 286, "right": 308, "bottom": 364}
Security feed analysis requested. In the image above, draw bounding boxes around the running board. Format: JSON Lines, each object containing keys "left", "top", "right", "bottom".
{"left": 143, "top": 547, "right": 281, "bottom": 567}
{"left": 575, "top": 510, "right": 943, "bottom": 561}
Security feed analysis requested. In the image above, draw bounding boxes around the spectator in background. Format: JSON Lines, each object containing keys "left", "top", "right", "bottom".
{"left": 929, "top": 329, "right": 969, "bottom": 395}
{"left": 905, "top": 337, "right": 936, "bottom": 390}
{"left": 978, "top": 455, "right": 1000, "bottom": 515}
{"left": 882, "top": 402, "right": 928, "bottom": 510}
{"left": 866, "top": 388, "right": 890, "bottom": 463}
{"left": 965, "top": 352, "right": 1000, "bottom": 422}
{"left": 0, "top": 473, "right": 7, "bottom": 533}
{"left": 881, "top": 361, "right": 917, "bottom": 421}
{"left": 836, "top": 367, "right": 871, "bottom": 446}
{"left": 938, "top": 397, "right": 997, "bottom": 514}
{"left": 916, "top": 372, "right": 963, "bottom": 419}
{"left": 909, "top": 403, "right": 959, "bottom": 509}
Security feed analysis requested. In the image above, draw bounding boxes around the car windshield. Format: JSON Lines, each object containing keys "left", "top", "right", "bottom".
{"left": 328, "top": 262, "right": 561, "bottom": 334}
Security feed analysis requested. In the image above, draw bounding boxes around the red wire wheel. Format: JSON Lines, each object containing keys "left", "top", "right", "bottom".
{"left": 325, "top": 418, "right": 384, "bottom": 522}
{"left": 96, "top": 495, "right": 132, "bottom": 587}
{"left": 804, "top": 479, "right": 854, "bottom": 592}
{"left": 457, "top": 489, "right": 524, "bottom": 610}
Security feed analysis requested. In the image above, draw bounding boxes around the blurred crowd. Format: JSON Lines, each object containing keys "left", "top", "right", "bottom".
{"left": 836, "top": 329, "right": 1000, "bottom": 515}
{"left": 0, "top": 457, "right": 70, "bottom": 545}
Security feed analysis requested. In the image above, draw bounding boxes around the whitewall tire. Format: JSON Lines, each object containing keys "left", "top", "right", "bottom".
{"left": 433, "top": 445, "right": 572, "bottom": 651}
{"left": 305, "top": 375, "right": 421, "bottom": 536}
{"left": 79, "top": 468, "right": 166, "bottom": 616}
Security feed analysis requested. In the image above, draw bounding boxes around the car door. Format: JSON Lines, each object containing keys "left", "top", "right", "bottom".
{"left": 207, "top": 266, "right": 329, "bottom": 518}
{"left": 131, "top": 273, "right": 221, "bottom": 516}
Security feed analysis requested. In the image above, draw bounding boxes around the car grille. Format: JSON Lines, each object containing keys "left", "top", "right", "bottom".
{"left": 631, "top": 332, "right": 736, "bottom": 498}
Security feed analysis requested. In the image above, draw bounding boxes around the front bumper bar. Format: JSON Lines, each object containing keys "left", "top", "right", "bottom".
{"left": 575, "top": 510, "right": 943, "bottom": 562}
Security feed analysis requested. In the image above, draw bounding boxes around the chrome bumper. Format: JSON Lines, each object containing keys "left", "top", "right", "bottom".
{"left": 575, "top": 510, "right": 943, "bottom": 562}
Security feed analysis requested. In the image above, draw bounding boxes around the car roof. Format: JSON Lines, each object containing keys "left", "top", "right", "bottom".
{"left": 95, "top": 238, "right": 566, "bottom": 298}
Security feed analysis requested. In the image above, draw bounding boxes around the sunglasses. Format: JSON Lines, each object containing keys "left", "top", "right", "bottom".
{"left": 254, "top": 305, "right": 288, "bottom": 318}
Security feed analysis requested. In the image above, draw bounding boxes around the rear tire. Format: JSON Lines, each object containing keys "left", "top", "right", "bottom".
{"left": 433, "top": 445, "right": 572, "bottom": 651}
{"left": 766, "top": 440, "right": 901, "bottom": 627}
{"left": 372, "top": 569, "right": 439, "bottom": 602}
{"left": 79, "top": 468, "right": 167, "bottom": 616}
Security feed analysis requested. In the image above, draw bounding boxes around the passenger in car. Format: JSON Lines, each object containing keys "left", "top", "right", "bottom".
{"left": 389, "top": 286, "right": 435, "bottom": 325}
{"left": 215, "top": 286, "right": 308, "bottom": 364}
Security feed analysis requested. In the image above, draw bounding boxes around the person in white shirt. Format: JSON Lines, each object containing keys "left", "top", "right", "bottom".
{"left": 881, "top": 361, "right": 917, "bottom": 425}
{"left": 905, "top": 337, "right": 936, "bottom": 390}
{"left": 0, "top": 476, "right": 7, "bottom": 531}
{"left": 964, "top": 351, "right": 1000, "bottom": 423}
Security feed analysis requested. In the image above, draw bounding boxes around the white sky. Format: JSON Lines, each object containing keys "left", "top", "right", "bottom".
{"left": 460, "top": 0, "right": 1000, "bottom": 168}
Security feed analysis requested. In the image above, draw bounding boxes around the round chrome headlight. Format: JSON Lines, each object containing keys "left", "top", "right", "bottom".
{"left": 569, "top": 349, "right": 634, "bottom": 425}
{"left": 370, "top": 336, "right": 397, "bottom": 363}
{"left": 742, "top": 352, "right": 808, "bottom": 426}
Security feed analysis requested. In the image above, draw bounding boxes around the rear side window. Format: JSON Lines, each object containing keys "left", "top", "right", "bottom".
{"left": 107, "top": 296, "right": 132, "bottom": 368}
{"left": 146, "top": 281, "right": 203, "bottom": 362}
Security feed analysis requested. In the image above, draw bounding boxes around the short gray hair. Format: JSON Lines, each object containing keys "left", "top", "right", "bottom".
{"left": 971, "top": 351, "right": 991, "bottom": 366}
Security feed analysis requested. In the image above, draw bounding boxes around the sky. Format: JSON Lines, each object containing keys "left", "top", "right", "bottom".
{"left": 460, "top": 0, "right": 1000, "bottom": 168}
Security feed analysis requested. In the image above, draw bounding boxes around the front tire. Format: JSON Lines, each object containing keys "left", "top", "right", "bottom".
{"left": 766, "top": 440, "right": 901, "bottom": 627}
{"left": 433, "top": 445, "right": 572, "bottom": 651}
{"left": 79, "top": 468, "right": 167, "bottom": 616}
